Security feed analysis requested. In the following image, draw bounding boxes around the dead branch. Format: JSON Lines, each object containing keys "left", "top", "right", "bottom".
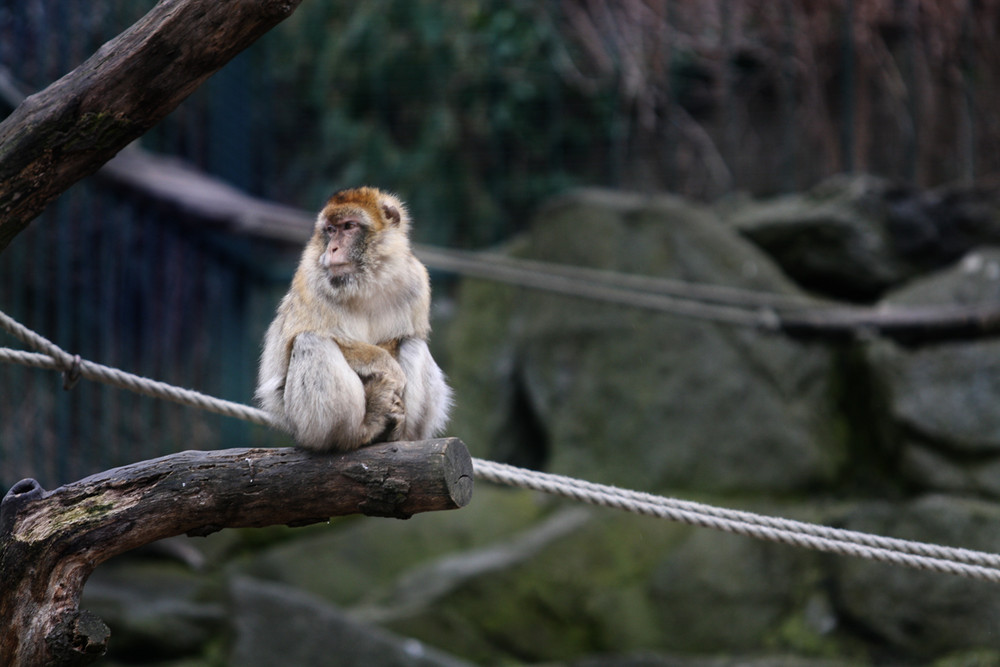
{"left": 0, "top": 0, "right": 304, "bottom": 253}
{"left": 0, "top": 438, "right": 474, "bottom": 666}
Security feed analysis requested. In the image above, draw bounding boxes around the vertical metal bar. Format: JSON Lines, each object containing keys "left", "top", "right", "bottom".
{"left": 79, "top": 190, "right": 100, "bottom": 475}
{"left": 98, "top": 198, "right": 120, "bottom": 473}
{"left": 2, "top": 172, "right": 27, "bottom": 489}
{"left": 660, "top": 0, "right": 676, "bottom": 190}
{"left": 720, "top": 0, "right": 737, "bottom": 193}
{"left": 116, "top": 199, "right": 139, "bottom": 466}
{"left": 31, "top": 217, "right": 50, "bottom": 484}
{"left": 54, "top": 194, "right": 73, "bottom": 483}
{"left": 780, "top": 0, "right": 797, "bottom": 192}
{"left": 217, "top": 261, "right": 250, "bottom": 448}
{"left": 959, "top": 0, "right": 976, "bottom": 184}
{"left": 209, "top": 52, "right": 253, "bottom": 191}
{"left": 901, "top": 0, "right": 919, "bottom": 184}
{"left": 840, "top": 0, "right": 855, "bottom": 173}
{"left": 139, "top": 208, "right": 159, "bottom": 456}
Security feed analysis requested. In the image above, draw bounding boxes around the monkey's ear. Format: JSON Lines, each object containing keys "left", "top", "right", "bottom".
{"left": 382, "top": 204, "right": 401, "bottom": 226}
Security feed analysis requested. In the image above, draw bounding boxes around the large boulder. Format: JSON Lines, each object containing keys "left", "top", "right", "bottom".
{"left": 374, "top": 502, "right": 829, "bottom": 663}
{"left": 723, "top": 175, "right": 1000, "bottom": 301}
{"left": 81, "top": 556, "right": 225, "bottom": 662}
{"left": 229, "top": 577, "right": 471, "bottom": 667}
{"left": 447, "top": 189, "right": 845, "bottom": 494}
{"left": 722, "top": 175, "right": 905, "bottom": 300}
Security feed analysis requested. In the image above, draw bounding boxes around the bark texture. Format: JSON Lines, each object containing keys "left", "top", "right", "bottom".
{"left": 0, "top": 0, "right": 304, "bottom": 253}
{"left": 0, "top": 439, "right": 474, "bottom": 666}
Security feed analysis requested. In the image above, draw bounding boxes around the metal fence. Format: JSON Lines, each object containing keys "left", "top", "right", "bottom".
{"left": 0, "top": 188, "right": 298, "bottom": 487}
{"left": 0, "top": 0, "right": 292, "bottom": 487}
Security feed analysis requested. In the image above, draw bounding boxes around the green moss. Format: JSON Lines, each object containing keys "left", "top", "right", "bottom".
{"left": 229, "top": 486, "right": 549, "bottom": 607}
{"left": 445, "top": 275, "right": 521, "bottom": 457}
{"left": 384, "top": 511, "right": 692, "bottom": 663}
{"left": 933, "top": 649, "right": 1000, "bottom": 667}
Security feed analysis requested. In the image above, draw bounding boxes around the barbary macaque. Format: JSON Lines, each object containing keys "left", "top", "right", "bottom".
{"left": 256, "top": 187, "right": 452, "bottom": 451}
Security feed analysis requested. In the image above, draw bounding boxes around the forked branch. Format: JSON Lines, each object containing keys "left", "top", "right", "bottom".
{"left": 0, "top": 439, "right": 474, "bottom": 666}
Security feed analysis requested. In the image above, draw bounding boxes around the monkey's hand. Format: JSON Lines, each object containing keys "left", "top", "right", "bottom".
{"left": 339, "top": 341, "right": 407, "bottom": 443}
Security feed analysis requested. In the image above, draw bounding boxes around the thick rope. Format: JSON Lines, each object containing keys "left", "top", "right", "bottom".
{"left": 472, "top": 459, "right": 1000, "bottom": 580}
{"left": 0, "top": 310, "right": 276, "bottom": 428}
{"left": 3, "top": 309, "right": 1000, "bottom": 582}
{"left": 414, "top": 246, "right": 1000, "bottom": 341}
{"left": 415, "top": 247, "right": 781, "bottom": 330}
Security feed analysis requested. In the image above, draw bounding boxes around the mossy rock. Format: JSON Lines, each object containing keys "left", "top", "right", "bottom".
{"left": 447, "top": 188, "right": 845, "bottom": 494}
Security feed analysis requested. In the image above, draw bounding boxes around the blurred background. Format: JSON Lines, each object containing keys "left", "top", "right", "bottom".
{"left": 4, "top": 2, "right": 1000, "bottom": 665}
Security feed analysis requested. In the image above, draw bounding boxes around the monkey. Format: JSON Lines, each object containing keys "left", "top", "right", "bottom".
{"left": 255, "top": 186, "right": 452, "bottom": 451}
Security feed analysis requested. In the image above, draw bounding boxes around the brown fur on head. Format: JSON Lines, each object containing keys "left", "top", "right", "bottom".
{"left": 321, "top": 186, "right": 409, "bottom": 233}
{"left": 306, "top": 186, "right": 414, "bottom": 293}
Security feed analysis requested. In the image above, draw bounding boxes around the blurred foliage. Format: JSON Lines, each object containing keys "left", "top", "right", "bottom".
{"left": 257, "top": 0, "right": 1000, "bottom": 249}
{"left": 268, "top": 0, "right": 611, "bottom": 247}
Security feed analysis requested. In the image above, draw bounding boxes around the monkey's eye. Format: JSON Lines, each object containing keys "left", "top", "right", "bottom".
{"left": 342, "top": 221, "right": 357, "bottom": 231}
{"left": 324, "top": 223, "right": 335, "bottom": 235}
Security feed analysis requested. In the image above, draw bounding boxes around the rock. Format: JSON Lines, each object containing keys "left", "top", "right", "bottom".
{"left": 868, "top": 248, "right": 1000, "bottom": 494}
{"left": 81, "top": 558, "right": 225, "bottom": 662}
{"left": 723, "top": 175, "right": 907, "bottom": 300}
{"left": 832, "top": 495, "right": 1000, "bottom": 658}
{"left": 648, "top": 529, "right": 819, "bottom": 652}
{"left": 723, "top": 175, "right": 1000, "bottom": 301}
{"left": 885, "top": 247, "right": 1000, "bottom": 309}
{"left": 374, "top": 499, "right": 877, "bottom": 663}
{"left": 447, "top": 188, "right": 845, "bottom": 494}
{"left": 876, "top": 338, "right": 1000, "bottom": 455}
{"left": 564, "top": 655, "right": 856, "bottom": 667}
{"left": 228, "top": 577, "right": 471, "bottom": 667}
{"left": 381, "top": 510, "right": 692, "bottom": 663}
{"left": 232, "top": 485, "right": 550, "bottom": 606}
{"left": 888, "top": 183, "right": 1000, "bottom": 273}
{"left": 352, "top": 507, "right": 593, "bottom": 624}
{"left": 898, "top": 444, "right": 1000, "bottom": 498}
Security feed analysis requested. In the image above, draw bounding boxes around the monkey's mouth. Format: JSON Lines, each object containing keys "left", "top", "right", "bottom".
{"left": 324, "top": 261, "right": 354, "bottom": 276}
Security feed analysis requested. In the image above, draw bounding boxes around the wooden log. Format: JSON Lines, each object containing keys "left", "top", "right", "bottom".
{"left": 0, "top": 0, "right": 305, "bottom": 253}
{"left": 0, "top": 438, "right": 473, "bottom": 666}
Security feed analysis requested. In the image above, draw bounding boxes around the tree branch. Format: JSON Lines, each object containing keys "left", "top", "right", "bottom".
{"left": 0, "top": 0, "right": 304, "bottom": 253}
{"left": 0, "top": 438, "right": 474, "bottom": 666}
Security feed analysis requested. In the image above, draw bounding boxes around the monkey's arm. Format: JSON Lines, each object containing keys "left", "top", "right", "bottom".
{"left": 336, "top": 339, "right": 408, "bottom": 443}
{"left": 283, "top": 333, "right": 402, "bottom": 451}
{"left": 394, "top": 338, "right": 452, "bottom": 441}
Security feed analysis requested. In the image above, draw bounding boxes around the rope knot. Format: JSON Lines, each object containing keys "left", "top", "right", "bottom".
{"left": 62, "top": 354, "right": 82, "bottom": 390}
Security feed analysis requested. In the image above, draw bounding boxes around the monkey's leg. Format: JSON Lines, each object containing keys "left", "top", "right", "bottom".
{"left": 338, "top": 340, "right": 407, "bottom": 443}
{"left": 395, "top": 338, "right": 452, "bottom": 441}
{"left": 284, "top": 333, "right": 377, "bottom": 451}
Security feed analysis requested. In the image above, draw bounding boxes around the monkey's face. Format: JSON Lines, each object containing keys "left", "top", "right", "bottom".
{"left": 312, "top": 187, "right": 412, "bottom": 290}
{"left": 319, "top": 213, "right": 367, "bottom": 281}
